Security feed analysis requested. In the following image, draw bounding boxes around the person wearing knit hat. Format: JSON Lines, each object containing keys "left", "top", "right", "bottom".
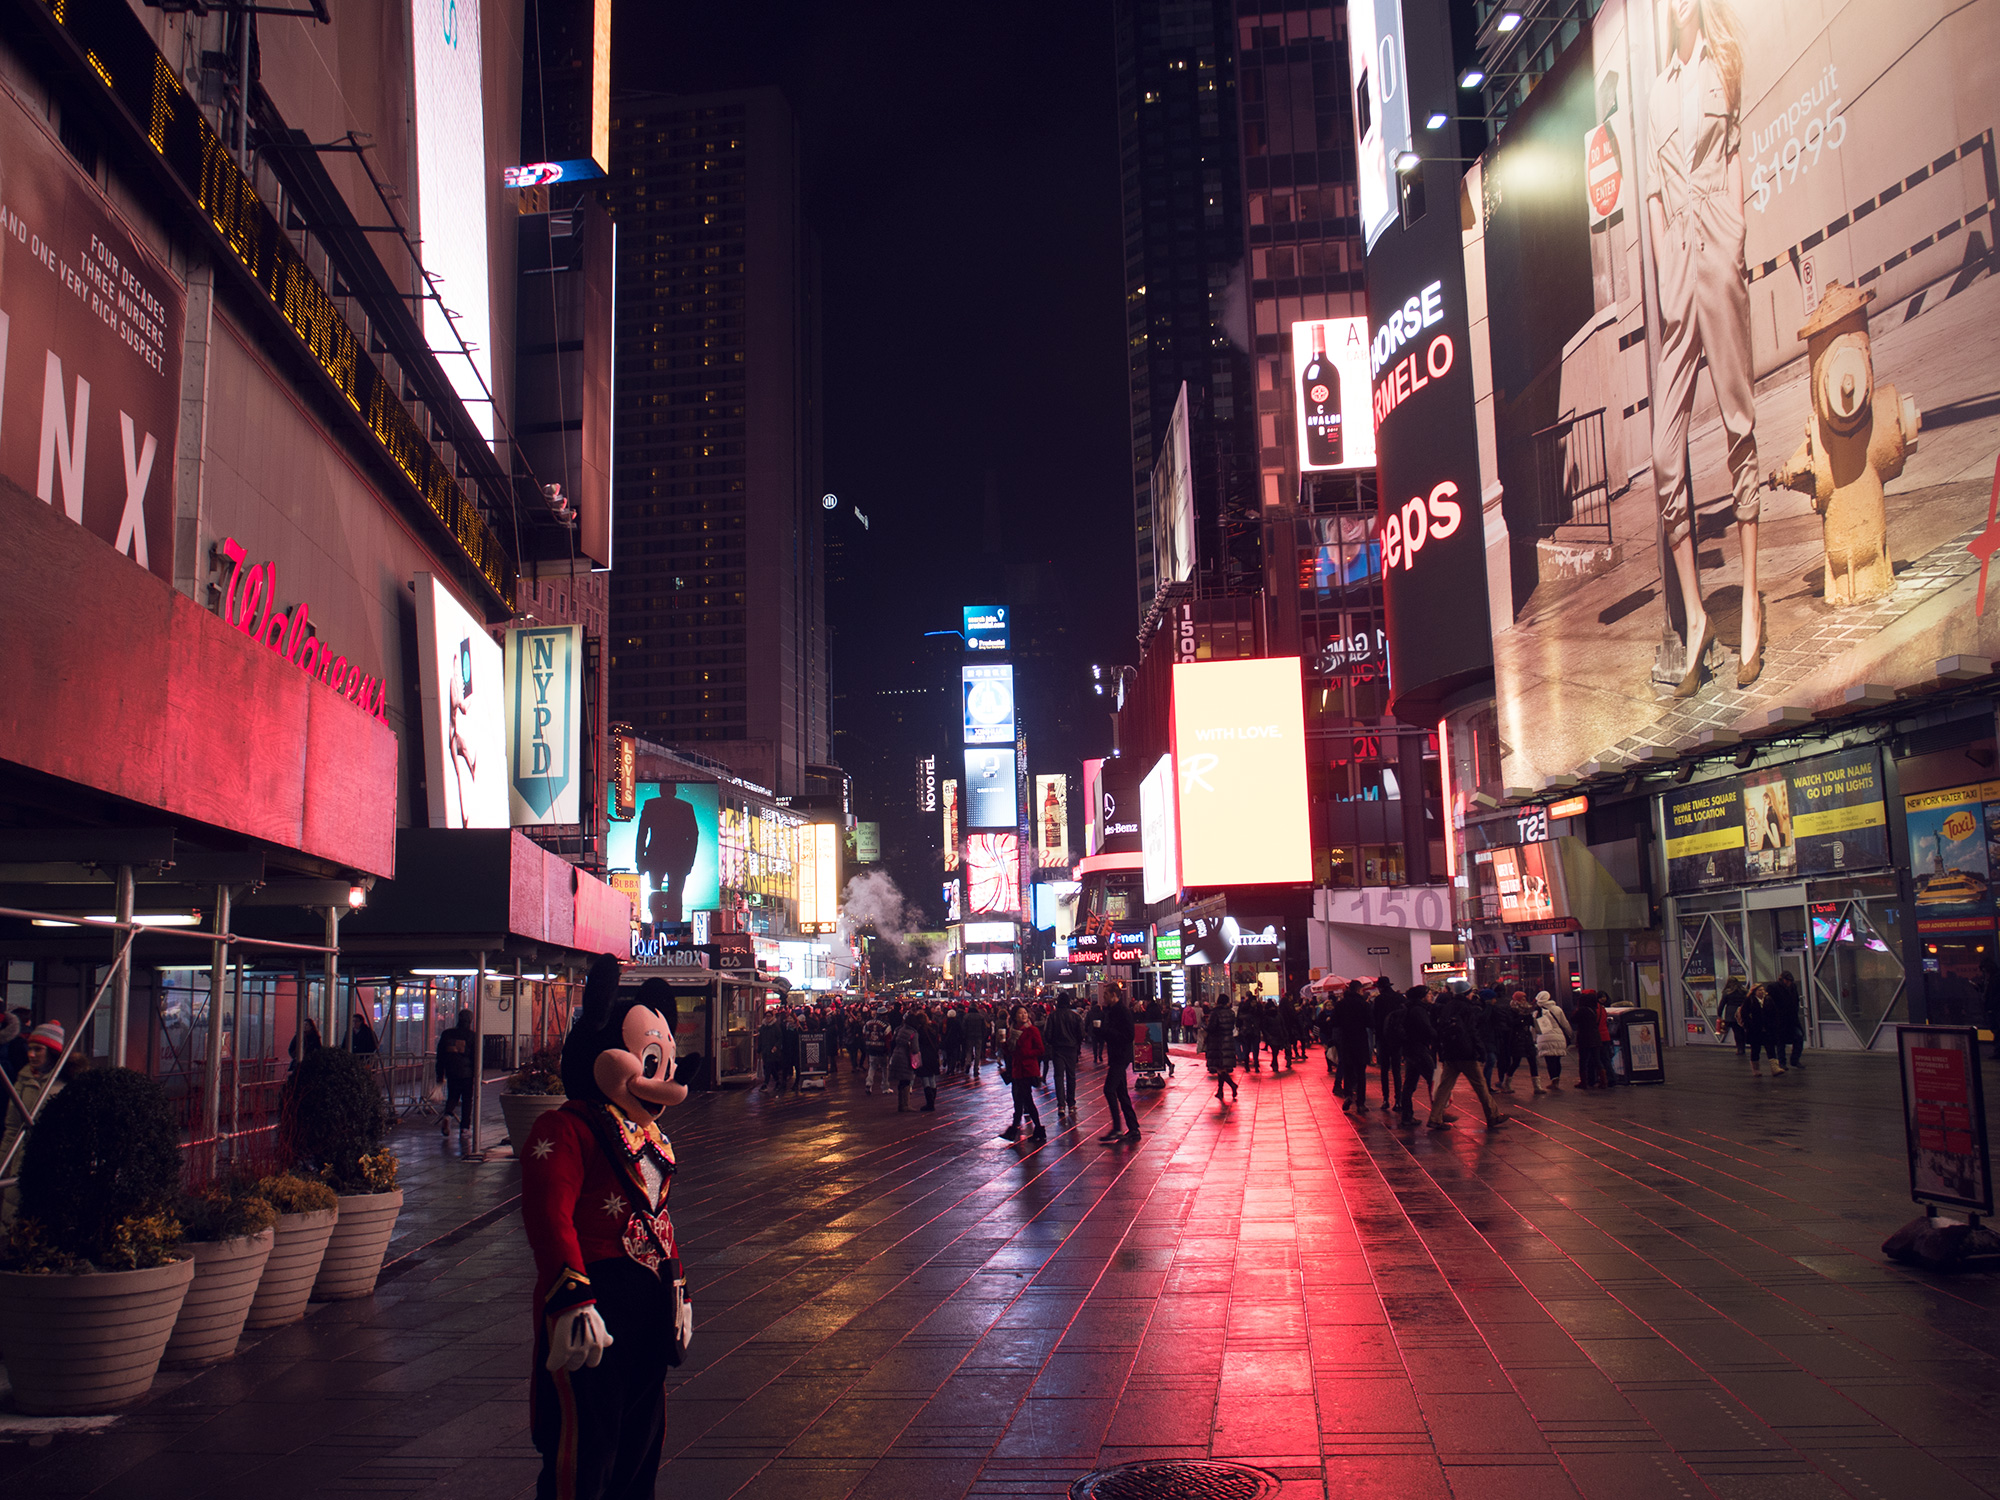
{"left": 0, "top": 1020, "right": 65, "bottom": 1229}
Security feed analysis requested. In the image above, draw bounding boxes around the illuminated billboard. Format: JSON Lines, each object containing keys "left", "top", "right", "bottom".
{"left": 1139, "top": 753, "right": 1180, "bottom": 905}
{"left": 964, "top": 920, "right": 1017, "bottom": 945}
{"left": 963, "top": 605, "right": 1009, "bottom": 652}
{"left": 798, "top": 823, "right": 841, "bottom": 933}
{"left": 1035, "top": 774, "right": 1070, "bottom": 868}
{"left": 605, "top": 782, "right": 722, "bottom": 924}
{"left": 412, "top": 0, "right": 494, "bottom": 442}
{"left": 965, "top": 833, "right": 1022, "bottom": 915}
{"left": 1486, "top": 843, "right": 1567, "bottom": 926}
{"left": 1290, "top": 318, "right": 1375, "bottom": 472}
{"left": 1664, "top": 747, "right": 1887, "bottom": 895}
{"left": 0, "top": 82, "right": 183, "bottom": 584}
{"left": 964, "top": 748, "right": 1019, "bottom": 830}
{"left": 1348, "top": 0, "right": 1413, "bottom": 251}
{"left": 1170, "top": 657, "right": 1311, "bottom": 887}
{"left": 1479, "top": 0, "right": 2000, "bottom": 788}
{"left": 962, "top": 664, "right": 1016, "bottom": 745}
{"left": 942, "top": 779, "right": 961, "bottom": 869}
{"left": 415, "top": 574, "right": 507, "bottom": 828}
{"left": 1090, "top": 758, "right": 1143, "bottom": 857}
{"left": 1151, "top": 384, "right": 1195, "bottom": 586}
{"left": 504, "top": 625, "right": 582, "bottom": 826}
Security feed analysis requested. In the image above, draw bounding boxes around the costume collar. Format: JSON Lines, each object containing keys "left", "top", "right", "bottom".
{"left": 606, "top": 1101, "right": 675, "bottom": 1167}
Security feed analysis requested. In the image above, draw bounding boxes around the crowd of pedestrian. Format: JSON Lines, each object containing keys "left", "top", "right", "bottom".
{"left": 744, "top": 983, "right": 1177, "bottom": 1146}
{"left": 735, "top": 965, "right": 1807, "bottom": 1154}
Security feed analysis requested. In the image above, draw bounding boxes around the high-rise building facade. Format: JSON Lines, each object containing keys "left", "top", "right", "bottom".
{"left": 606, "top": 88, "right": 829, "bottom": 796}
{"left": 1114, "top": 0, "right": 1260, "bottom": 620}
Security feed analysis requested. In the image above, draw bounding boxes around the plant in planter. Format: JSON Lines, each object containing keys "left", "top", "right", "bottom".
{"left": 241, "top": 1171, "right": 340, "bottom": 1330}
{"left": 500, "top": 1047, "right": 568, "bottom": 1146}
{"left": 163, "top": 1180, "right": 280, "bottom": 1367}
{"left": 0, "top": 1068, "right": 195, "bottom": 1414}
{"left": 280, "top": 1048, "right": 404, "bottom": 1302}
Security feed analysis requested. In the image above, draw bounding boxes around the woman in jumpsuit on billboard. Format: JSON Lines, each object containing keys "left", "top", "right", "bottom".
{"left": 1648, "top": 0, "right": 1763, "bottom": 695}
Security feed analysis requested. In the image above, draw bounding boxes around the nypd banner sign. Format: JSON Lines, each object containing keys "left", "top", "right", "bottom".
{"left": 505, "top": 624, "right": 583, "bottom": 825}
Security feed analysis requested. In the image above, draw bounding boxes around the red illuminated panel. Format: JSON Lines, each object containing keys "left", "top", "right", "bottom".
{"left": 965, "top": 833, "right": 1022, "bottom": 915}
{"left": 1170, "top": 657, "right": 1312, "bottom": 886}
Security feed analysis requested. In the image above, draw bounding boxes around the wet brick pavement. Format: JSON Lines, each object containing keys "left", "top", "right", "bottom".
{"left": 7, "top": 1046, "right": 2000, "bottom": 1499}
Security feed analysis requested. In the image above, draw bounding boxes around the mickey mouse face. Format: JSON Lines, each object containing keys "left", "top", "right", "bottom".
{"left": 593, "top": 1004, "right": 680, "bottom": 1120}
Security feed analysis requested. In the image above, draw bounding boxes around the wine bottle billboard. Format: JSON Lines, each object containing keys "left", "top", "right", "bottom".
{"left": 1290, "top": 317, "right": 1375, "bottom": 472}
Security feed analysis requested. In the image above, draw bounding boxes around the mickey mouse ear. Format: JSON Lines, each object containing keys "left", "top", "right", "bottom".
{"left": 581, "top": 952, "right": 622, "bottom": 1031}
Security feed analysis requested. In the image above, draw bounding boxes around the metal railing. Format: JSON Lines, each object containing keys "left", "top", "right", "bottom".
{"left": 0, "top": 907, "right": 336, "bottom": 1189}
{"left": 1530, "top": 407, "right": 1614, "bottom": 544}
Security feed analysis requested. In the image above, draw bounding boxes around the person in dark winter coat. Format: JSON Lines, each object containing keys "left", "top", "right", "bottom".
{"left": 1765, "top": 973, "right": 1803, "bottom": 1069}
{"left": 1047, "top": 994, "right": 1085, "bottom": 1121}
{"left": 914, "top": 1014, "right": 943, "bottom": 1112}
{"left": 1099, "top": 988, "right": 1141, "bottom": 1142}
{"left": 1314, "top": 998, "right": 1340, "bottom": 1074}
{"left": 1737, "top": 984, "right": 1785, "bottom": 1078}
{"left": 964, "top": 1005, "right": 991, "bottom": 1080}
{"left": 1204, "top": 1001, "right": 1240, "bottom": 1104}
{"left": 1235, "top": 994, "right": 1263, "bottom": 1072}
{"left": 1394, "top": 986, "right": 1436, "bottom": 1124}
{"left": 1334, "top": 982, "right": 1374, "bottom": 1111}
{"left": 1427, "top": 985, "right": 1508, "bottom": 1131}
{"left": 435, "top": 1010, "right": 477, "bottom": 1134}
{"left": 1370, "top": 982, "right": 1400, "bottom": 1107}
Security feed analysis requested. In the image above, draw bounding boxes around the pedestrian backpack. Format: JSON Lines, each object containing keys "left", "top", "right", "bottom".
{"left": 1437, "top": 999, "right": 1479, "bottom": 1060}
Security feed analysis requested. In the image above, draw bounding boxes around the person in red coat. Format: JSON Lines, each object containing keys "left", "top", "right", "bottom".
{"left": 521, "top": 960, "right": 691, "bottom": 1500}
{"left": 997, "top": 1003, "right": 1046, "bottom": 1144}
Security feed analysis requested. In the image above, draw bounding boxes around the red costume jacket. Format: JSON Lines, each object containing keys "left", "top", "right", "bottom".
{"left": 521, "top": 1101, "right": 678, "bottom": 1324}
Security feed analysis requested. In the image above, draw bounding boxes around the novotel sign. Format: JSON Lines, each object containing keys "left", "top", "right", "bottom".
{"left": 212, "top": 538, "right": 388, "bottom": 720}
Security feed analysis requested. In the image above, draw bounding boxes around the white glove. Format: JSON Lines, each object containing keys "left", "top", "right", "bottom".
{"left": 546, "top": 1304, "right": 614, "bottom": 1372}
{"left": 676, "top": 1297, "right": 695, "bottom": 1353}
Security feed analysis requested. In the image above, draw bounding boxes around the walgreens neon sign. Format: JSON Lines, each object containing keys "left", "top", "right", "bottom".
{"left": 213, "top": 537, "right": 388, "bottom": 720}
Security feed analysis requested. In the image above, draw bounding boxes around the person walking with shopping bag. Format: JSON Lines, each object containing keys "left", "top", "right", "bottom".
{"left": 1531, "top": 990, "right": 1573, "bottom": 1092}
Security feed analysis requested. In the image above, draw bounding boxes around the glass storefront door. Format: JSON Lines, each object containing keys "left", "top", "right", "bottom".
{"left": 1806, "top": 883, "right": 1907, "bottom": 1048}
{"left": 1676, "top": 898, "right": 1747, "bottom": 1043}
{"left": 1666, "top": 877, "right": 1905, "bottom": 1050}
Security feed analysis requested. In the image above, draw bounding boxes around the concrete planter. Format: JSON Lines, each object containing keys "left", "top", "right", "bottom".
{"left": 244, "top": 1208, "right": 338, "bottom": 1329}
{"left": 0, "top": 1256, "right": 195, "bottom": 1414}
{"left": 163, "top": 1229, "right": 275, "bottom": 1367}
{"left": 500, "top": 1093, "right": 567, "bottom": 1146}
{"left": 311, "top": 1190, "right": 403, "bottom": 1302}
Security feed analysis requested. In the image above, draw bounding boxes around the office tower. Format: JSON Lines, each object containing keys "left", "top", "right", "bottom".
{"left": 1233, "top": 6, "right": 1367, "bottom": 511}
{"left": 605, "top": 88, "right": 829, "bottom": 796}
{"left": 1114, "top": 0, "right": 1260, "bottom": 620}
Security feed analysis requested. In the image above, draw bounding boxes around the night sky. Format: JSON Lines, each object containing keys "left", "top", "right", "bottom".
{"left": 614, "top": 3, "right": 1140, "bottom": 922}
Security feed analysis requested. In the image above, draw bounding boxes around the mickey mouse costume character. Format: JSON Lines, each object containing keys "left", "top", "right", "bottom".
{"left": 522, "top": 957, "right": 693, "bottom": 1500}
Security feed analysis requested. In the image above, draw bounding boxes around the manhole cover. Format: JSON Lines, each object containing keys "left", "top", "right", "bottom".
{"left": 1070, "top": 1459, "right": 1280, "bottom": 1500}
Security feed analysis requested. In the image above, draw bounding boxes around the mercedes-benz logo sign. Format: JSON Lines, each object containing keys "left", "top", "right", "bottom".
{"left": 821, "top": 494, "right": 838, "bottom": 510}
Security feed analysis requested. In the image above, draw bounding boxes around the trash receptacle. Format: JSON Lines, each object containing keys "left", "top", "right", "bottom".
{"left": 1608, "top": 1007, "right": 1665, "bottom": 1084}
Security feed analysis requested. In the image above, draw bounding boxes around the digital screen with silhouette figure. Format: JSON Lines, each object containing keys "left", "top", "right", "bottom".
{"left": 607, "top": 782, "right": 721, "bottom": 924}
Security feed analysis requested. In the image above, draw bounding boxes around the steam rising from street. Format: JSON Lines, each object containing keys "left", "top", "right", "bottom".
{"left": 840, "top": 870, "right": 932, "bottom": 961}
